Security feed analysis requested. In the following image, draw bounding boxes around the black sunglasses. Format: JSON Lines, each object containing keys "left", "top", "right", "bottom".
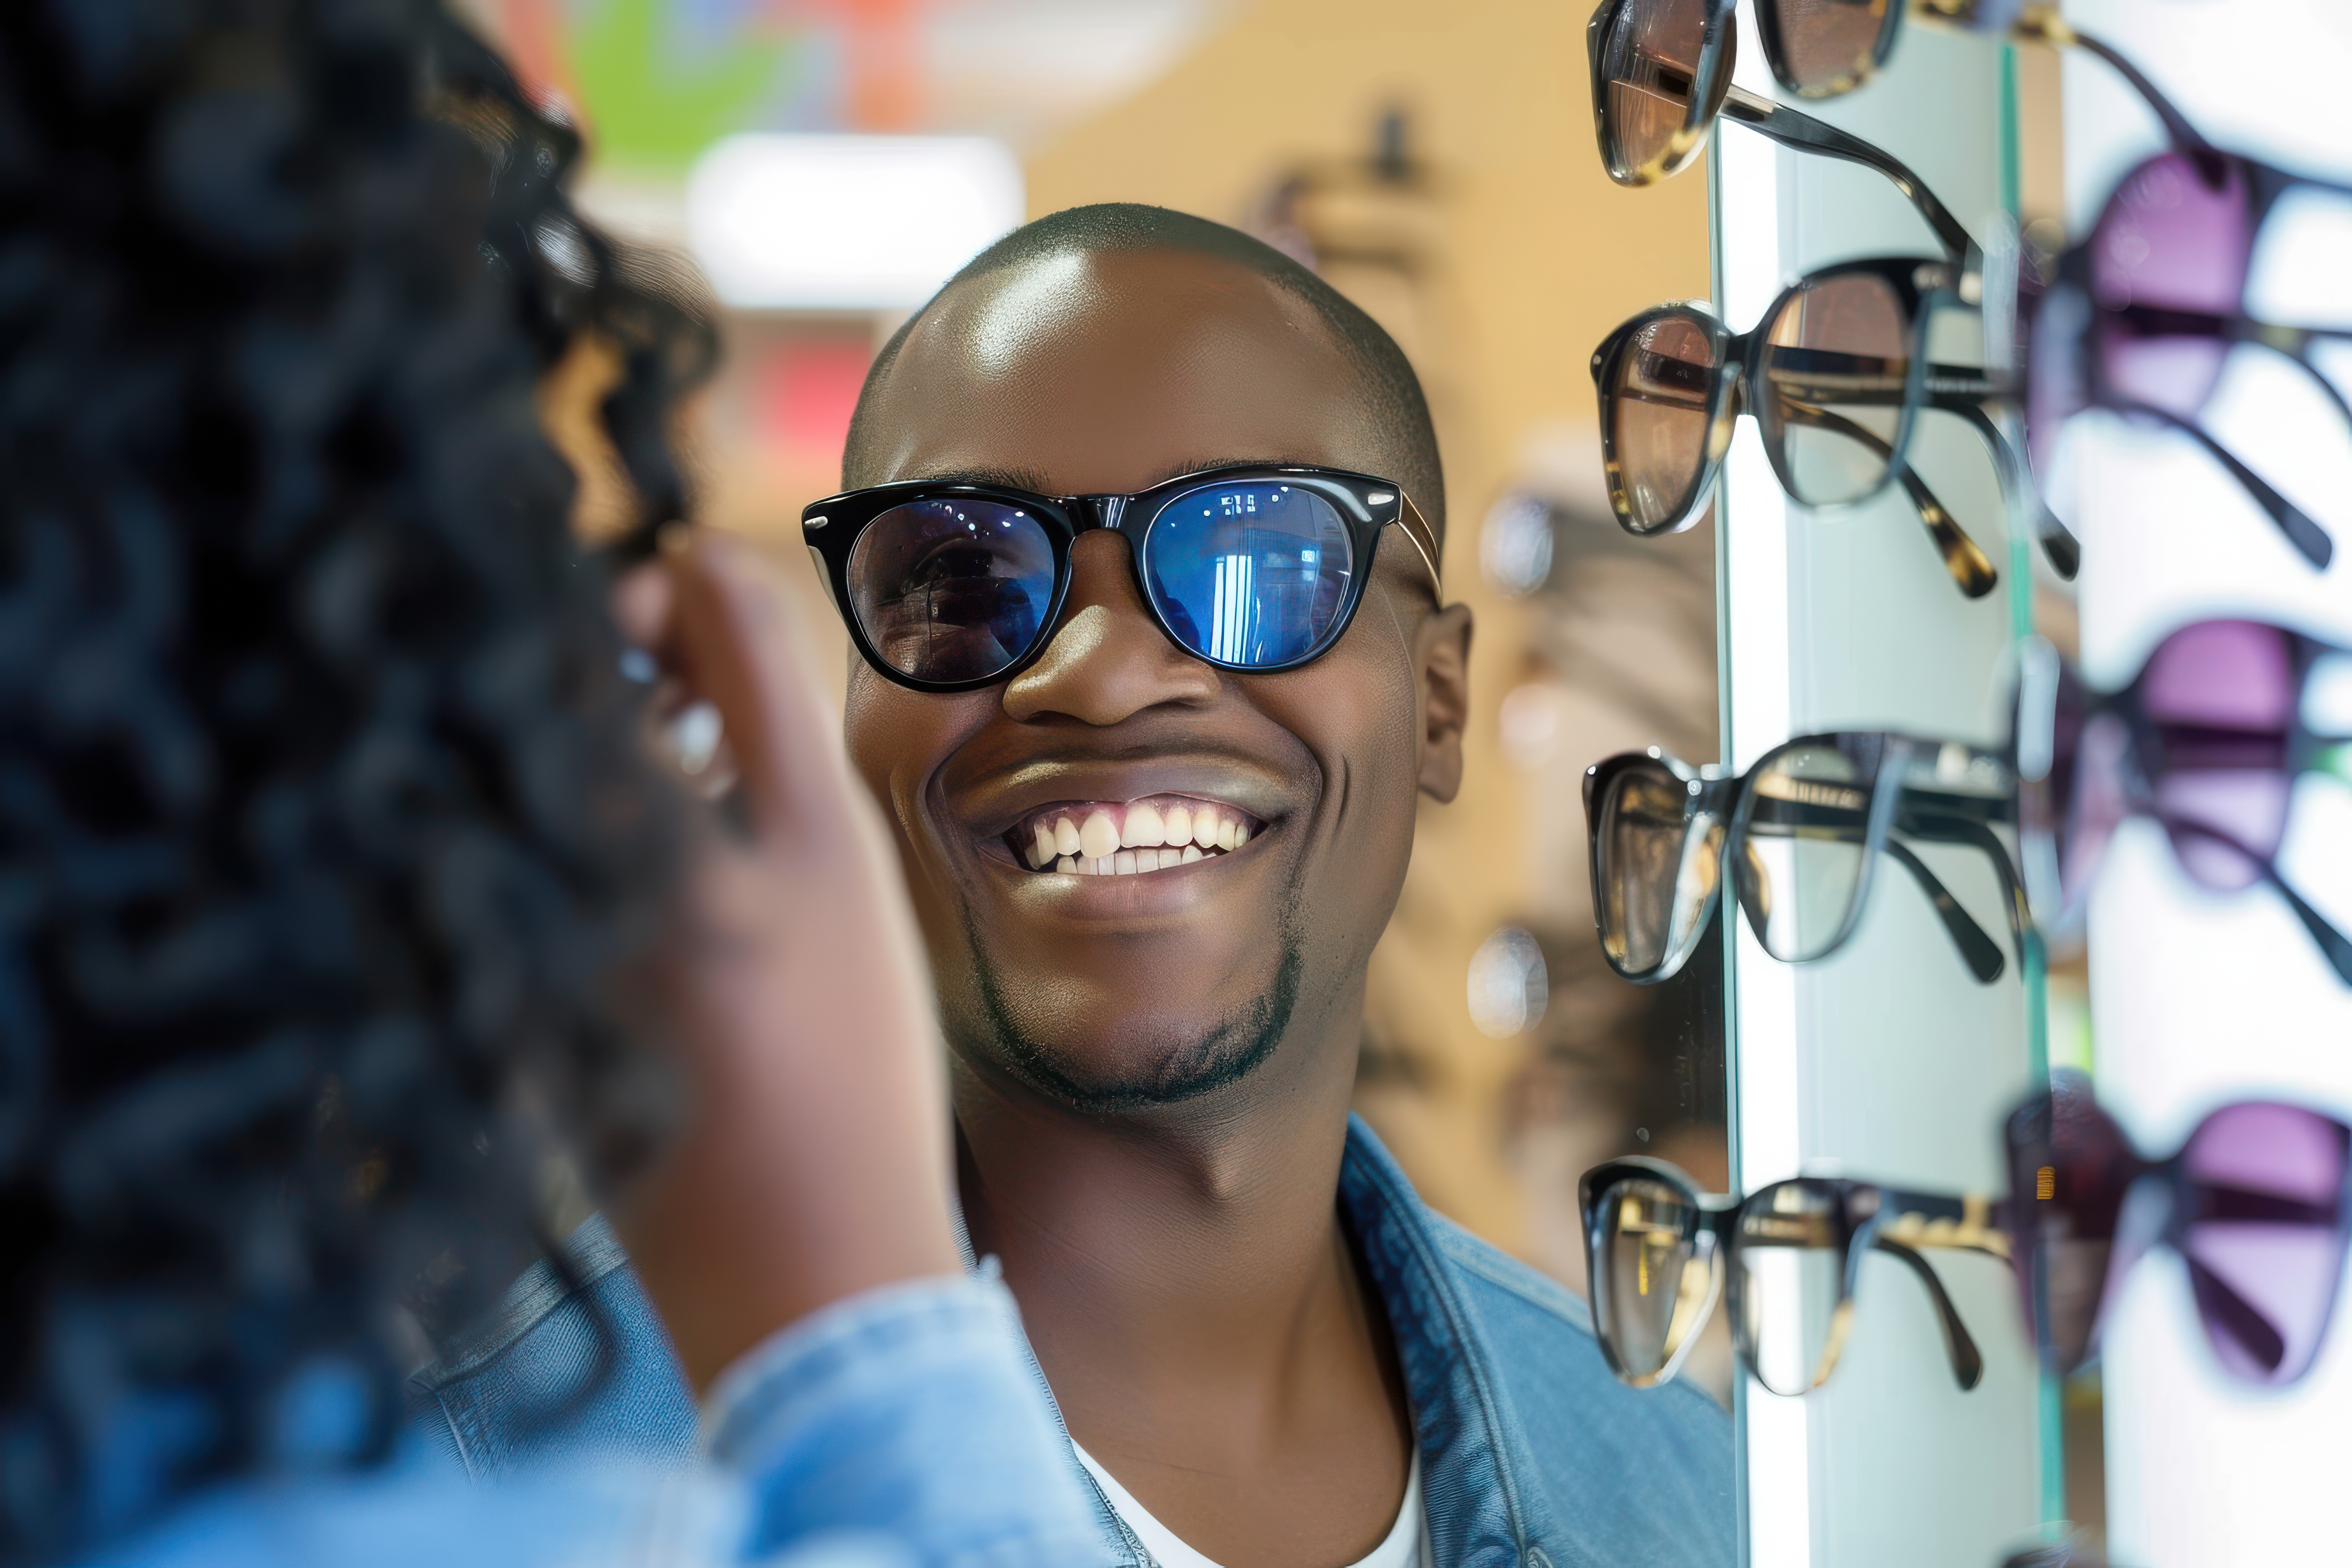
{"left": 2005, "top": 1071, "right": 2352, "bottom": 1387}
{"left": 800, "top": 465, "right": 1442, "bottom": 693}
{"left": 1585, "top": 0, "right": 2200, "bottom": 262}
{"left": 1586, "top": 0, "right": 1974, "bottom": 261}
{"left": 1592, "top": 255, "right": 2079, "bottom": 598}
{"left": 2010, "top": 623, "right": 2352, "bottom": 984}
{"left": 2009, "top": 147, "right": 2352, "bottom": 571}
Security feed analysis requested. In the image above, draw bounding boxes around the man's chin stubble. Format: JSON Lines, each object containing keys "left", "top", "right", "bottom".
{"left": 954, "top": 901, "right": 1304, "bottom": 1115}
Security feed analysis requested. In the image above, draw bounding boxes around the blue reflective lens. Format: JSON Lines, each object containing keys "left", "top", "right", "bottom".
{"left": 847, "top": 499, "right": 1056, "bottom": 683}
{"left": 1141, "top": 483, "right": 1353, "bottom": 667}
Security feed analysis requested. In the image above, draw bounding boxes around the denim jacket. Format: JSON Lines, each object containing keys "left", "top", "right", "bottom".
{"left": 97, "top": 1274, "right": 1102, "bottom": 1568}
{"left": 414, "top": 1118, "right": 1737, "bottom": 1568}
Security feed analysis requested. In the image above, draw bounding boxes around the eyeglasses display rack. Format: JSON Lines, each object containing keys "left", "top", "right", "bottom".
{"left": 1708, "top": 11, "right": 2041, "bottom": 1568}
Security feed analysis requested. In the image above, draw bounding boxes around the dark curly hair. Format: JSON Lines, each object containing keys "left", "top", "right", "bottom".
{"left": 0, "top": 2, "right": 714, "bottom": 1558}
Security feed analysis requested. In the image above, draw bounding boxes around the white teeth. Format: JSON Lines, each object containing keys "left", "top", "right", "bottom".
{"left": 1079, "top": 810, "right": 1120, "bottom": 861}
{"left": 1017, "top": 798, "right": 1258, "bottom": 875}
{"left": 1041, "top": 839, "right": 1223, "bottom": 874}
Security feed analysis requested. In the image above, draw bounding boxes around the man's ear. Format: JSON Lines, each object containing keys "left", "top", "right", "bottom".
{"left": 1414, "top": 601, "right": 1474, "bottom": 803}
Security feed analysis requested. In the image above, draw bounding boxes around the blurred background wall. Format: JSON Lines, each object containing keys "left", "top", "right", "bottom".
{"left": 464, "top": 0, "right": 1721, "bottom": 1323}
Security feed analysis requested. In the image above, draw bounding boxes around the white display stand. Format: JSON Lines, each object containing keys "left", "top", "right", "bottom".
{"left": 1713, "top": 7, "right": 2040, "bottom": 1566}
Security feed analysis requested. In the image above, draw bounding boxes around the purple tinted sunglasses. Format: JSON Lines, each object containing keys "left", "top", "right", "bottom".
{"left": 2014, "top": 147, "right": 2352, "bottom": 570}
{"left": 2012, "top": 619, "right": 2352, "bottom": 984}
{"left": 2006, "top": 1071, "right": 2352, "bottom": 1385}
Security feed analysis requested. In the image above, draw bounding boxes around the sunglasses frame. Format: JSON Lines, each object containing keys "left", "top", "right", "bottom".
{"left": 1582, "top": 731, "right": 2027, "bottom": 989}
{"left": 1750, "top": 0, "right": 2207, "bottom": 158}
{"left": 2015, "top": 148, "right": 2352, "bottom": 571}
{"left": 1592, "top": 255, "right": 2079, "bottom": 596}
{"left": 1584, "top": 0, "right": 1973, "bottom": 262}
{"left": 1750, "top": 0, "right": 1932, "bottom": 102}
{"left": 800, "top": 464, "right": 1441, "bottom": 694}
{"left": 1578, "top": 1155, "right": 2009, "bottom": 1396}
{"left": 2009, "top": 630, "right": 2352, "bottom": 983}
{"left": 2004, "top": 1071, "right": 2352, "bottom": 1384}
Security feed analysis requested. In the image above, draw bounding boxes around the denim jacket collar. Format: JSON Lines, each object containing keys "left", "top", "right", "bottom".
{"left": 954, "top": 1114, "right": 1558, "bottom": 1568}
{"left": 1338, "top": 1116, "right": 1561, "bottom": 1568}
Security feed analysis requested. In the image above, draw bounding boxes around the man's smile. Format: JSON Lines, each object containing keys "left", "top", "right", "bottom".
{"left": 999, "top": 794, "right": 1269, "bottom": 876}
{"left": 942, "top": 751, "right": 1298, "bottom": 911}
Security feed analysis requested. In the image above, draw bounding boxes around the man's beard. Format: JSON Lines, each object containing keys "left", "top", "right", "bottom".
{"left": 953, "top": 901, "right": 1305, "bottom": 1114}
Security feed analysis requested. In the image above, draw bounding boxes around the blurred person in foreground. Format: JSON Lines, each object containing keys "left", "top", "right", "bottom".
{"left": 0, "top": 4, "right": 1096, "bottom": 1564}
{"left": 439, "top": 206, "right": 1736, "bottom": 1568}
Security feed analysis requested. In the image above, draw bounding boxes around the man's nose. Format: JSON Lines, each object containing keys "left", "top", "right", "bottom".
{"left": 1002, "top": 531, "right": 1219, "bottom": 724}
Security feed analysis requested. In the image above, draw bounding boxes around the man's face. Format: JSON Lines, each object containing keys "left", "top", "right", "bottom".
{"left": 843, "top": 247, "right": 1467, "bottom": 1111}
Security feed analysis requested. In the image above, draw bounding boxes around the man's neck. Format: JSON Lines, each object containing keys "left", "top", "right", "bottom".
{"left": 951, "top": 1007, "right": 1415, "bottom": 1568}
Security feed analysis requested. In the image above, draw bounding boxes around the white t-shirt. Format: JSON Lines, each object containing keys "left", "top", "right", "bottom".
{"left": 1071, "top": 1442, "right": 1430, "bottom": 1568}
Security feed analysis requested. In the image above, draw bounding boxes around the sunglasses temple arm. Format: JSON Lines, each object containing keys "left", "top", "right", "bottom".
{"left": 2110, "top": 400, "right": 2335, "bottom": 568}
{"left": 2271, "top": 333, "right": 2352, "bottom": 436}
{"left": 1720, "top": 85, "right": 1974, "bottom": 261}
{"left": 1393, "top": 494, "right": 1446, "bottom": 599}
{"left": 2161, "top": 812, "right": 2352, "bottom": 985}
{"left": 1899, "top": 805, "right": 2032, "bottom": 952}
{"left": 1781, "top": 401, "right": 1997, "bottom": 597}
{"left": 2197, "top": 316, "right": 2352, "bottom": 434}
{"left": 1880, "top": 837, "right": 2007, "bottom": 984}
{"left": 1869, "top": 1236, "right": 1988, "bottom": 1391}
{"left": 1934, "top": 390, "right": 2082, "bottom": 580}
{"left": 2180, "top": 1254, "right": 2292, "bottom": 1376}
{"left": 2016, "top": 12, "right": 2214, "bottom": 158}
{"left": 2270, "top": 870, "right": 2352, "bottom": 987}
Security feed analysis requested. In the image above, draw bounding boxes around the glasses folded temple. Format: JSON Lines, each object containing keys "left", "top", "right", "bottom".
{"left": 1863, "top": 1189, "right": 2010, "bottom": 1391}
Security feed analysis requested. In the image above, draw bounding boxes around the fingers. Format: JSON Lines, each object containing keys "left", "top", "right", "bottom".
{"left": 646, "top": 529, "right": 853, "bottom": 847}
{"left": 610, "top": 557, "right": 674, "bottom": 649}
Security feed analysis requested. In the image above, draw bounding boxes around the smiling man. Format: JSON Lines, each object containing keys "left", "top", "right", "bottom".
{"left": 419, "top": 204, "right": 1733, "bottom": 1568}
{"left": 809, "top": 205, "right": 1734, "bottom": 1568}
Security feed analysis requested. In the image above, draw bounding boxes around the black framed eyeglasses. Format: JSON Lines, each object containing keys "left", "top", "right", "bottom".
{"left": 1583, "top": 731, "right": 2026, "bottom": 987}
{"left": 1579, "top": 1155, "right": 2008, "bottom": 1396}
{"left": 800, "top": 465, "right": 1442, "bottom": 693}
{"left": 1592, "top": 255, "right": 2080, "bottom": 599}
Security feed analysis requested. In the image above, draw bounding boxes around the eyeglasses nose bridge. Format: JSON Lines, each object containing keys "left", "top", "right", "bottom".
{"left": 1072, "top": 494, "right": 1130, "bottom": 533}
{"left": 1711, "top": 360, "right": 1746, "bottom": 463}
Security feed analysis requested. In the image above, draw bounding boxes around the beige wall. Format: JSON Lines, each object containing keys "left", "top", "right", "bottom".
{"left": 1025, "top": 0, "right": 1709, "bottom": 1253}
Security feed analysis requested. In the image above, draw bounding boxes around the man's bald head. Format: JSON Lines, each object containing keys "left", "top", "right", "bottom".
{"left": 841, "top": 203, "right": 1445, "bottom": 541}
